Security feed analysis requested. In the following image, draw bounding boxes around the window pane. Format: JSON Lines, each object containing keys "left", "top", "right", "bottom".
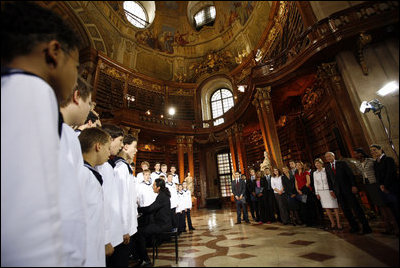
{"left": 124, "top": 1, "right": 147, "bottom": 28}
{"left": 222, "top": 98, "right": 234, "bottom": 113}
{"left": 217, "top": 152, "right": 233, "bottom": 197}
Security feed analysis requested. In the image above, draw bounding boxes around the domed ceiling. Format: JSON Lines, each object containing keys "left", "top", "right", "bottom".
{"left": 63, "top": 1, "right": 273, "bottom": 82}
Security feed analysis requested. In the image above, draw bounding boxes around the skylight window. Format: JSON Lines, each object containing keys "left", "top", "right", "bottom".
{"left": 194, "top": 6, "right": 216, "bottom": 30}
{"left": 123, "top": 1, "right": 149, "bottom": 28}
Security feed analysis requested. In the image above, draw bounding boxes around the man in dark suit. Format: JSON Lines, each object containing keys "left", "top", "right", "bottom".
{"left": 324, "top": 151, "right": 372, "bottom": 234}
{"left": 231, "top": 171, "right": 250, "bottom": 224}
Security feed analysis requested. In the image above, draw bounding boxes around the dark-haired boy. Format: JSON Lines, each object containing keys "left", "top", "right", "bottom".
{"left": 75, "top": 111, "right": 100, "bottom": 134}
{"left": 151, "top": 162, "right": 162, "bottom": 183}
{"left": 2, "top": 2, "right": 80, "bottom": 266}
{"left": 171, "top": 165, "right": 179, "bottom": 185}
{"left": 95, "top": 124, "right": 126, "bottom": 267}
{"left": 57, "top": 77, "right": 92, "bottom": 266}
{"left": 112, "top": 135, "right": 138, "bottom": 259}
{"left": 79, "top": 127, "right": 111, "bottom": 266}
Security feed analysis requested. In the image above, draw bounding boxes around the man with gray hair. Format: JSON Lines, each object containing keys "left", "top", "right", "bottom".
{"left": 324, "top": 151, "right": 372, "bottom": 234}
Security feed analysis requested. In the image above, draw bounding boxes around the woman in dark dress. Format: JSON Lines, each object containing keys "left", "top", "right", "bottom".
{"left": 253, "top": 171, "right": 266, "bottom": 223}
{"left": 282, "top": 166, "right": 302, "bottom": 225}
{"left": 133, "top": 178, "right": 172, "bottom": 266}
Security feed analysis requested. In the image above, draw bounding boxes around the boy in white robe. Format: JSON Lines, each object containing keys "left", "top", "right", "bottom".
{"left": 58, "top": 77, "right": 92, "bottom": 266}
{"left": 79, "top": 127, "right": 112, "bottom": 266}
{"left": 171, "top": 165, "right": 180, "bottom": 185}
{"left": 112, "top": 135, "right": 138, "bottom": 260}
{"left": 137, "top": 170, "right": 158, "bottom": 208}
{"left": 182, "top": 181, "right": 196, "bottom": 231}
{"left": 95, "top": 124, "right": 127, "bottom": 267}
{"left": 166, "top": 173, "right": 179, "bottom": 231}
{"left": 176, "top": 184, "right": 186, "bottom": 233}
{"left": 160, "top": 164, "right": 168, "bottom": 180}
{"left": 150, "top": 162, "right": 162, "bottom": 184}
{"left": 2, "top": 2, "right": 80, "bottom": 266}
{"left": 136, "top": 161, "right": 150, "bottom": 184}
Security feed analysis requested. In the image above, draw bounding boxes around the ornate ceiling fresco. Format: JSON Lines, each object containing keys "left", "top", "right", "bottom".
{"left": 62, "top": 1, "right": 272, "bottom": 82}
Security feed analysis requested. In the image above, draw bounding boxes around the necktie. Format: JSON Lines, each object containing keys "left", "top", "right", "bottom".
{"left": 332, "top": 163, "right": 336, "bottom": 175}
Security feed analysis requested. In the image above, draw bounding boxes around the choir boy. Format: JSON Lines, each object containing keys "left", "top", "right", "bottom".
{"left": 151, "top": 162, "right": 162, "bottom": 183}
{"left": 2, "top": 2, "right": 80, "bottom": 266}
{"left": 95, "top": 124, "right": 127, "bottom": 267}
{"left": 176, "top": 184, "right": 186, "bottom": 233}
{"left": 171, "top": 165, "right": 180, "bottom": 185}
{"left": 137, "top": 169, "right": 158, "bottom": 208}
{"left": 79, "top": 127, "right": 112, "bottom": 266}
{"left": 58, "top": 77, "right": 92, "bottom": 266}
{"left": 112, "top": 135, "right": 138, "bottom": 260}
{"left": 161, "top": 164, "right": 168, "bottom": 179}
{"left": 183, "top": 181, "right": 196, "bottom": 231}
{"left": 136, "top": 161, "right": 150, "bottom": 184}
{"left": 166, "top": 172, "right": 179, "bottom": 230}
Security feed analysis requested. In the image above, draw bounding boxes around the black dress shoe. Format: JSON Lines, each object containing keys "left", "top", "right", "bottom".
{"left": 189, "top": 227, "right": 196, "bottom": 230}
{"left": 361, "top": 227, "right": 372, "bottom": 235}
{"left": 235, "top": 222, "right": 241, "bottom": 224}
{"left": 139, "top": 259, "right": 152, "bottom": 267}
{"left": 349, "top": 227, "right": 360, "bottom": 233}
{"left": 245, "top": 220, "right": 250, "bottom": 224}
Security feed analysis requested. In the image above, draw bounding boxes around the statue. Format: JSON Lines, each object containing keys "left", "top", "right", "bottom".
{"left": 185, "top": 172, "right": 194, "bottom": 196}
{"left": 260, "top": 151, "right": 271, "bottom": 171}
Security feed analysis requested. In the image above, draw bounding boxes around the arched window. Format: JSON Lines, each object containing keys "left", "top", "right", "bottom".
{"left": 194, "top": 5, "right": 216, "bottom": 30}
{"left": 123, "top": 1, "right": 149, "bottom": 28}
{"left": 211, "top": 88, "right": 234, "bottom": 126}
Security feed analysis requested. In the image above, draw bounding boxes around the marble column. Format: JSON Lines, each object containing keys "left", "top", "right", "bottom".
{"left": 176, "top": 135, "right": 186, "bottom": 183}
{"left": 186, "top": 136, "right": 195, "bottom": 179}
{"left": 225, "top": 128, "right": 237, "bottom": 172}
{"left": 233, "top": 123, "right": 245, "bottom": 174}
{"left": 252, "top": 86, "right": 284, "bottom": 168}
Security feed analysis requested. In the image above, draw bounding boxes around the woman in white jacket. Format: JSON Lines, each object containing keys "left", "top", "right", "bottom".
{"left": 313, "top": 158, "right": 342, "bottom": 230}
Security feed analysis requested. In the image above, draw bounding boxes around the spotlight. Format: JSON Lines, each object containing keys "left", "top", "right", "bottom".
{"left": 238, "top": 85, "right": 245, "bottom": 92}
{"left": 359, "top": 99, "right": 383, "bottom": 114}
{"left": 146, "top": 110, "right": 151, "bottom": 115}
{"left": 376, "top": 81, "right": 399, "bottom": 96}
{"left": 168, "top": 107, "right": 176, "bottom": 116}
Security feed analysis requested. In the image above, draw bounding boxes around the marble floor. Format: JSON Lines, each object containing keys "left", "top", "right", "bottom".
{"left": 135, "top": 208, "right": 399, "bottom": 267}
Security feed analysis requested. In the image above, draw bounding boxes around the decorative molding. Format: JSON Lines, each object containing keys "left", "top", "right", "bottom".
{"left": 355, "top": 32, "right": 372, "bottom": 75}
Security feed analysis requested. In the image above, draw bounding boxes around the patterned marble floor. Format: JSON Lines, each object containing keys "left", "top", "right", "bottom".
{"left": 134, "top": 208, "right": 399, "bottom": 267}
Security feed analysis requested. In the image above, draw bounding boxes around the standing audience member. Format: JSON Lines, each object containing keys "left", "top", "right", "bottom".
{"left": 231, "top": 171, "right": 250, "bottom": 224}
{"left": 294, "top": 161, "right": 318, "bottom": 227}
{"left": 183, "top": 181, "right": 195, "bottom": 231}
{"left": 313, "top": 158, "right": 342, "bottom": 230}
{"left": 282, "top": 166, "right": 302, "bottom": 226}
{"left": 2, "top": 2, "right": 80, "bottom": 266}
{"left": 134, "top": 179, "right": 172, "bottom": 267}
{"left": 58, "top": 77, "right": 92, "bottom": 266}
{"left": 253, "top": 171, "right": 266, "bottom": 223}
{"left": 264, "top": 167, "right": 279, "bottom": 223}
{"left": 289, "top": 160, "right": 297, "bottom": 177}
{"left": 246, "top": 169, "right": 257, "bottom": 222}
{"left": 95, "top": 124, "right": 127, "bottom": 267}
{"left": 370, "top": 144, "right": 399, "bottom": 236}
{"left": 271, "top": 168, "right": 290, "bottom": 225}
{"left": 325, "top": 152, "right": 372, "bottom": 234}
{"left": 79, "top": 127, "right": 112, "bottom": 266}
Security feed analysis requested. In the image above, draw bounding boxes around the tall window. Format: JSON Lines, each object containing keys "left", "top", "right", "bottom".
{"left": 123, "top": 1, "right": 149, "bottom": 28}
{"left": 217, "top": 152, "right": 233, "bottom": 197}
{"left": 194, "top": 5, "right": 216, "bottom": 30}
{"left": 211, "top": 88, "right": 234, "bottom": 126}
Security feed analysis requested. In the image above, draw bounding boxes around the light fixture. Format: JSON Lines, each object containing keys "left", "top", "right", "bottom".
{"left": 359, "top": 98, "right": 398, "bottom": 161}
{"left": 146, "top": 110, "right": 151, "bottom": 115}
{"left": 359, "top": 99, "right": 383, "bottom": 114}
{"left": 168, "top": 107, "right": 176, "bottom": 116}
{"left": 160, "top": 114, "right": 164, "bottom": 118}
{"left": 376, "top": 81, "right": 399, "bottom": 96}
{"left": 238, "top": 85, "right": 245, "bottom": 92}
{"left": 255, "top": 49, "right": 263, "bottom": 62}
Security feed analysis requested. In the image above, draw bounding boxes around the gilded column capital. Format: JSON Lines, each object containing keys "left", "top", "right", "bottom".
{"left": 176, "top": 135, "right": 186, "bottom": 144}
{"left": 318, "top": 62, "right": 340, "bottom": 82}
{"left": 255, "top": 86, "right": 272, "bottom": 112}
{"left": 186, "top": 136, "right": 194, "bottom": 144}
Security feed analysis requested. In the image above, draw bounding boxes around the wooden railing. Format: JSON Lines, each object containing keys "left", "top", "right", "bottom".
{"left": 252, "top": 1, "right": 399, "bottom": 84}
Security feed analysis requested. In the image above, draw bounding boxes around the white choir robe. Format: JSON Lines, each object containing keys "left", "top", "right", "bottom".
{"left": 172, "top": 174, "right": 179, "bottom": 185}
{"left": 1, "top": 72, "right": 65, "bottom": 266}
{"left": 166, "top": 182, "right": 178, "bottom": 209}
{"left": 82, "top": 166, "right": 105, "bottom": 267}
{"left": 136, "top": 172, "right": 144, "bottom": 184}
{"left": 176, "top": 191, "right": 186, "bottom": 213}
{"left": 150, "top": 171, "right": 162, "bottom": 184}
{"left": 58, "top": 123, "right": 87, "bottom": 266}
{"left": 95, "top": 162, "right": 124, "bottom": 247}
{"left": 183, "top": 189, "right": 193, "bottom": 210}
{"left": 137, "top": 181, "right": 158, "bottom": 208}
{"left": 114, "top": 161, "right": 138, "bottom": 236}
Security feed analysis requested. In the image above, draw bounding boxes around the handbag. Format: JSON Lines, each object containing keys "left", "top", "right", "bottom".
{"left": 295, "top": 194, "right": 307, "bottom": 203}
{"left": 255, "top": 187, "right": 264, "bottom": 195}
